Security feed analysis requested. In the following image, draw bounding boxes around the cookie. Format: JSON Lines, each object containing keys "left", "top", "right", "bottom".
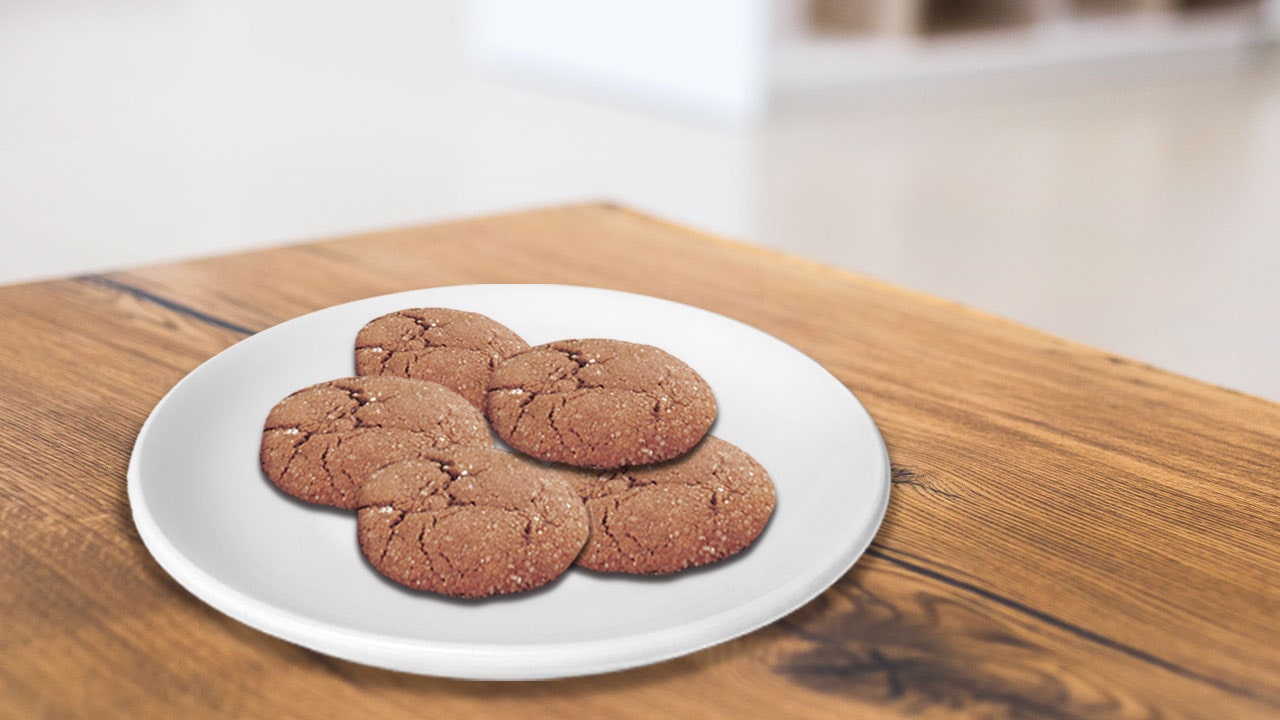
{"left": 485, "top": 339, "right": 716, "bottom": 468}
{"left": 569, "top": 436, "right": 775, "bottom": 575}
{"left": 260, "top": 376, "right": 491, "bottom": 509}
{"left": 355, "top": 308, "right": 530, "bottom": 409}
{"left": 355, "top": 448, "right": 589, "bottom": 598}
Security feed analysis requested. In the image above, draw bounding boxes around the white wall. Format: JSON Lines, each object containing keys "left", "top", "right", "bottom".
{"left": 464, "top": 0, "right": 773, "bottom": 126}
{"left": 3, "top": 1, "right": 1280, "bottom": 403}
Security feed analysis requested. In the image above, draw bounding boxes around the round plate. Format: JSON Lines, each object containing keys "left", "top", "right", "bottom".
{"left": 129, "top": 284, "right": 889, "bottom": 680}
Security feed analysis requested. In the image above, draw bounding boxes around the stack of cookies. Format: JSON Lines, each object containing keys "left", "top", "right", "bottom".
{"left": 260, "top": 308, "right": 776, "bottom": 599}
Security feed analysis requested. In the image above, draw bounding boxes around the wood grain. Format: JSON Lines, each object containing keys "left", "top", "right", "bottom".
{"left": 1, "top": 204, "right": 1277, "bottom": 718}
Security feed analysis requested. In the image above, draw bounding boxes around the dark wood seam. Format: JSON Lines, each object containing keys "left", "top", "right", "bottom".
{"left": 864, "top": 544, "right": 1274, "bottom": 705}
{"left": 79, "top": 275, "right": 257, "bottom": 337}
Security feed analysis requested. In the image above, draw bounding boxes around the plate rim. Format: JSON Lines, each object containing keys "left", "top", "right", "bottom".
{"left": 128, "top": 283, "right": 891, "bottom": 680}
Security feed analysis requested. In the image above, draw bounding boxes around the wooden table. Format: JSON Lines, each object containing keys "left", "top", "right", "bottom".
{"left": 2, "top": 204, "right": 1277, "bottom": 719}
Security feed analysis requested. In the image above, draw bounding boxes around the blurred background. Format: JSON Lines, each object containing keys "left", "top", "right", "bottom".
{"left": 2, "top": 0, "right": 1278, "bottom": 399}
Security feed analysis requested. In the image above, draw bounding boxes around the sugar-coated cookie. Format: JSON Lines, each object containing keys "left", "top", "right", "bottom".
{"left": 570, "top": 436, "right": 774, "bottom": 575}
{"left": 356, "top": 449, "right": 589, "bottom": 598}
{"left": 486, "top": 339, "right": 716, "bottom": 468}
{"left": 356, "top": 308, "right": 529, "bottom": 409}
{"left": 260, "top": 376, "right": 490, "bottom": 509}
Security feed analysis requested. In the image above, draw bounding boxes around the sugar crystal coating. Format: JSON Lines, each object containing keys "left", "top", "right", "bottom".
{"left": 485, "top": 339, "right": 716, "bottom": 469}
{"left": 356, "top": 448, "right": 589, "bottom": 598}
{"left": 356, "top": 308, "right": 529, "bottom": 409}
{"left": 259, "top": 376, "right": 490, "bottom": 509}
{"left": 568, "top": 436, "right": 775, "bottom": 574}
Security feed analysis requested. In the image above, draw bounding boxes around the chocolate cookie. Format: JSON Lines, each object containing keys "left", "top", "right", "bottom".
{"left": 260, "top": 376, "right": 491, "bottom": 509}
{"left": 355, "top": 308, "right": 529, "bottom": 409}
{"left": 485, "top": 339, "right": 716, "bottom": 468}
{"left": 569, "top": 436, "right": 775, "bottom": 575}
{"left": 355, "top": 448, "right": 589, "bottom": 598}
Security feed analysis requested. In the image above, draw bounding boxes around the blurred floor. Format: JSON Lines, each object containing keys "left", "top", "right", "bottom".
{"left": 2, "top": 1, "right": 1278, "bottom": 400}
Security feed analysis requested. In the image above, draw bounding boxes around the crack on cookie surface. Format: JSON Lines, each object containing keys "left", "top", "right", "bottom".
{"left": 354, "top": 451, "right": 589, "bottom": 598}
{"left": 259, "top": 377, "right": 490, "bottom": 509}
{"left": 571, "top": 437, "right": 775, "bottom": 575}
{"left": 485, "top": 340, "right": 716, "bottom": 468}
{"left": 355, "top": 309, "right": 530, "bottom": 409}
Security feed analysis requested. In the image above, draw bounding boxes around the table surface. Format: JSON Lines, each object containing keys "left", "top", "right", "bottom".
{"left": 2, "top": 204, "right": 1277, "bottom": 719}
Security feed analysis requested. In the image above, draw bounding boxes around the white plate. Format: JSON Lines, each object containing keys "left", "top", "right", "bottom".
{"left": 129, "top": 284, "right": 889, "bottom": 680}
